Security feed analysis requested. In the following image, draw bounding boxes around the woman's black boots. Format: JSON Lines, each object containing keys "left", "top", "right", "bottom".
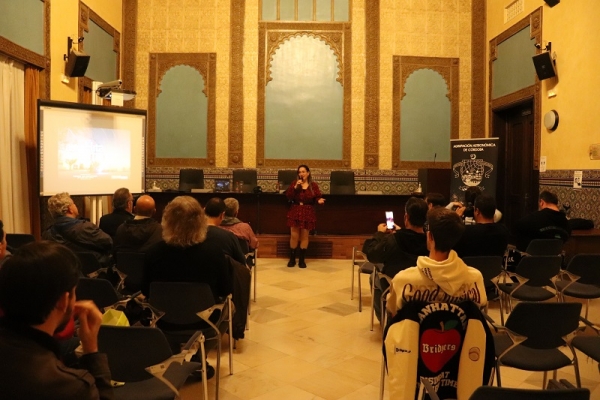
{"left": 298, "top": 249, "right": 307, "bottom": 268}
{"left": 287, "top": 248, "right": 296, "bottom": 267}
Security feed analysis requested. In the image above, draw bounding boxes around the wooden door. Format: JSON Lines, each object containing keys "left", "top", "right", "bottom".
{"left": 493, "top": 100, "right": 539, "bottom": 232}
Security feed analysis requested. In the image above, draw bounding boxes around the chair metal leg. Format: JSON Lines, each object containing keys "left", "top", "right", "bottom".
{"left": 370, "top": 274, "right": 376, "bottom": 331}
{"left": 358, "top": 269, "right": 363, "bottom": 312}
{"left": 228, "top": 298, "right": 234, "bottom": 375}
{"left": 542, "top": 371, "right": 548, "bottom": 389}
{"left": 573, "top": 351, "right": 582, "bottom": 387}
{"left": 200, "top": 339, "right": 208, "bottom": 400}
{"left": 379, "top": 352, "right": 386, "bottom": 400}
{"left": 496, "top": 364, "right": 502, "bottom": 387}
{"left": 351, "top": 264, "right": 355, "bottom": 300}
{"left": 215, "top": 336, "right": 222, "bottom": 400}
{"left": 253, "top": 261, "right": 257, "bottom": 302}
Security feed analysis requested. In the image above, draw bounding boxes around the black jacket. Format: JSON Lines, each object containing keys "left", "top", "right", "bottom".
{"left": 513, "top": 208, "right": 571, "bottom": 251}
{"left": 454, "top": 223, "right": 509, "bottom": 258}
{"left": 42, "top": 216, "right": 113, "bottom": 267}
{"left": 99, "top": 209, "right": 134, "bottom": 238}
{"left": 0, "top": 319, "right": 114, "bottom": 400}
{"left": 205, "top": 226, "right": 246, "bottom": 266}
{"left": 363, "top": 229, "right": 428, "bottom": 278}
{"left": 113, "top": 217, "right": 162, "bottom": 255}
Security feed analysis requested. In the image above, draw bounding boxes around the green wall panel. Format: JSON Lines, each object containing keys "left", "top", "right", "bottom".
{"left": 280, "top": 0, "right": 294, "bottom": 21}
{"left": 156, "top": 65, "right": 208, "bottom": 158}
{"left": 265, "top": 35, "right": 343, "bottom": 160}
{"left": 400, "top": 69, "right": 451, "bottom": 162}
{"left": 334, "top": 0, "right": 349, "bottom": 21}
{"left": 83, "top": 20, "right": 117, "bottom": 83}
{"left": 298, "top": 0, "right": 313, "bottom": 21}
{"left": 492, "top": 26, "right": 536, "bottom": 99}
{"left": 262, "top": 0, "right": 277, "bottom": 20}
{"left": 0, "top": 0, "right": 44, "bottom": 55}
{"left": 316, "top": 0, "right": 331, "bottom": 21}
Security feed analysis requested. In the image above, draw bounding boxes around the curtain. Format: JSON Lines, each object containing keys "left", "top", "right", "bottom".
{"left": 0, "top": 56, "right": 31, "bottom": 234}
{"left": 24, "top": 66, "right": 40, "bottom": 238}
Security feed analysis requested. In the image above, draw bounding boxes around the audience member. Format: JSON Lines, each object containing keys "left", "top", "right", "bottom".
{"left": 43, "top": 193, "right": 113, "bottom": 267}
{"left": 220, "top": 198, "right": 259, "bottom": 250}
{"left": 113, "top": 195, "right": 162, "bottom": 254}
{"left": 512, "top": 190, "right": 571, "bottom": 251}
{"left": 453, "top": 194, "right": 509, "bottom": 258}
{"left": 0, "top": 241, "right": 113, "bottom": 399}
{"left": 0, "top": 219, "right": 9, "bottom": 265}
{"left": 425, "top": 193, "right": 446, "bottom": 209}
{"left": 386, "top": 207, "right": 487, "bottom": 317}
{"left": 362, "top": 197, "right": 429, "bottom": 321}
{"left": 204, "top": 197, "right": 246, "bottom": 265}
{"left": 99, "top": 188, "right": 134, "bottom": 237}
{"left": 142, "top": 196, "right": 232, "bottom": 379}
{"left": 448, "top": 186, "right": 502, "bottom": 224}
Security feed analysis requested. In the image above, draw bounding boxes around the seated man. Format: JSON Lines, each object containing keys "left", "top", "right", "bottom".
{"left": 425, "top": 192, "right": 446, "bottom": 210}
{"left": 204, "top": 197, "right": 246, "bottom": 266}
{"left": 43, "top": 193, "right": 113, "bottom": 267}
{"left": 453, "top": 194, "right": 509, "bottom": 258}
{"left": 113, "top": 195, "right": 162, "bottom": 255}
{"left": 386, "top": 207, "right": 487, "bottom": 318}
{"left": 362, "top": 197, "right": 429, "bottom": 321}
{"left": 99, "top": 188, "right": 134, "bottom": 238}
{"left": 0, "top": 241, "right": 113, "bottom": 399}
{"left": 512, "top": 190, "right": 571, "bottom": 251}
{"left": 220, "top": 197, "right": 259, "bottom": 250}
{"left": 448, "top": 186, "right": 502, "bottom": 224}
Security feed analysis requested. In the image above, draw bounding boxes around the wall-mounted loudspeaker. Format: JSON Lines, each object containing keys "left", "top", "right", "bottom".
{"left": 543, "top": 0, "right": 560, "bottom": 7}
{"left": 65, "top": 50, "right": 90, "bottom": 77}
{"left": 532, "top": 52, "right": 556, "bottom": 80}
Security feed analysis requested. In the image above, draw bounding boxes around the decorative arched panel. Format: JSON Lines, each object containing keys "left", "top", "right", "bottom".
{"left": 393, "top": 56, "right": 459, "bottom": 169}
{"left": 147, "top": 53, "right": 216, "bottom": 167}
{"left": 257, "top": 22, "right": 351, "bottom": 168}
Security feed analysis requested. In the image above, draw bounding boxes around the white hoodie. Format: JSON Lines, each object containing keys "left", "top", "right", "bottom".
{"left": 388, "top": 250, "right": 487, "bottom": 313}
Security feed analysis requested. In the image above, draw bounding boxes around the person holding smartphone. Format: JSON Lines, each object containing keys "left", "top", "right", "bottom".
{"left": 285, "top": 164, "right": 325, "bottom": 268}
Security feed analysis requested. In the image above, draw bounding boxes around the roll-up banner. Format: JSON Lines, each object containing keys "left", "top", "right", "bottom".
{"left": 450, "top": 138, "right": 498, "bottom": 203}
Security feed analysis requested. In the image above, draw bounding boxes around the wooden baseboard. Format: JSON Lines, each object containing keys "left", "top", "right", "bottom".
{"left": 256, "top": 234, "right": 371, "bottom": 259}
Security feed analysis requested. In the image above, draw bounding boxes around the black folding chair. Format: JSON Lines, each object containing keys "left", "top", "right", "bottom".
{"left": 350, "top": 247, "right": 375, "bottom": 313}
{"left": 497, "top": 255, "right": 562, "bottom": 325}
{"left": 556, "top": 254, "right": 600, "bottom": 319}
{"left": 76, "top": 277, "right": 128, "bottom": 311}
{"left": 492, "top": 302, "right": 583, "bottom": 388}
{"left": 148, "top": 282, "right": 233, "bottom": 400}
{"left": 469, "top": 385, "right": 590, "bottom": 400}
{"left": 115, "top": 251, "right": 146, "bottom": 295}
{"left": 75, "top": 251, "right": 109, "bottom": 278}
{"left": 463, "top": 256, "right": 503, "bottom": 308}
{"left": 525, "top": 238, "right": 564, "bottom": 256}
{"left": 98, "top": 325, "right": 203, "bottom": 400}
{"left": 572, "top": 316, "right": 600, "bottom": 375}
{"left": 236, "top": 237, "right": 257, "bottom": 303}
{"left": 5, "top": 233, "right": 35, "bottom": 252}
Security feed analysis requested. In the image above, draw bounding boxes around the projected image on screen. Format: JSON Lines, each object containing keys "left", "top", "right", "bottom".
{"left": 58, "top": 128, "right": 131, "bottom": 180}
{"left": 39, "top": 100, "right": 146, "bottom": 196}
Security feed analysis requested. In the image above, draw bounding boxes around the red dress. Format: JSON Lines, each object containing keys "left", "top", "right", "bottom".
{"left": 286, "top": 181, "right": 322, "bottom": 230}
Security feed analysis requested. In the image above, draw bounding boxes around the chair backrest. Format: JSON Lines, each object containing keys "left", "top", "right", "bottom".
{"left": 525, "top": 238, "right": 564, "bottom": 255}
{"left": 515, "top": 255, "right": 562, "bottom": 287}
{"left": 178, "top": 168, "right": 204, "bottom": 191}
{"left": 462, "top": 256, "right": 503, "bottom": 284}
{"left": 504, "top": 302, "right": 582, "bottom": 350}
{"left": 566, "top": 253, "right": 600, "bottom": 286}
{"left": 149, "top": 282, "right": 215, "bottom": 325}
{"left": 232, "top": 169, "right": 258, "bottom": 193}
{"left": 330, "top": 171, "right": 355, "bottom": 195}
{"left": 76, "top": 277, "right": 121, "bottom": 310}
{"left": 5, "top": 233, "right": 35, "bottom": 250}
{"left": 277, "top": 170, "right": 298, "bottom": 189}
{"left": 115, "top": 251, "right": 146, "bottom": 289}
{"left": 384, "top": 301, "right": 495, "bottom": 400}
{"left": 469, "top": 386, "right": 590, "bottom": 400}
{"left": 98, "top": 325, "right": 173, "bottom": 382}
{"left": 75, "top": 251, "right": 104, "bottom": 277}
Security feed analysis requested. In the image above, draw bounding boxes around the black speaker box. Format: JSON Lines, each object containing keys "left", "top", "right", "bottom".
{"left": 65, "top": 50, "right": 90, "bottom": 77}
{"left": 532, "top": 52, "right": 556, "bottom": 80}
{"left": 544, "top": 0, "right": 560, "bottom": 6}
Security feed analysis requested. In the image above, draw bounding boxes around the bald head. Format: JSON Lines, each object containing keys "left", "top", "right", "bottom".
{"left": 134, "top": 195, "right": 156, "bottom": 217}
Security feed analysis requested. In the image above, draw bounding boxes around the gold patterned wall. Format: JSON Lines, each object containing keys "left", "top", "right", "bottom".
{"left": 134, "top": 0, "right": 231, "bottom": 167}
{"left": 379, "top": 0, "right": 474, "bottom": 170}
{"left": 130, "top": 0, "right": 479, "bottom": 172}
